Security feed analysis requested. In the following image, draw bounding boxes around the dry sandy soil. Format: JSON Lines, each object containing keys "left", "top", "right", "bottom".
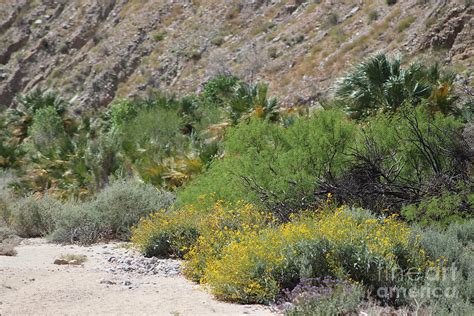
{"left": 0, "top": 239, "right": 275, "bottom": 316}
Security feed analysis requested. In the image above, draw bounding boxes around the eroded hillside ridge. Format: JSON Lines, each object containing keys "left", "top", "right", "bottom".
{"left": 0, "top": 0, "right": 472, "bottom": 110}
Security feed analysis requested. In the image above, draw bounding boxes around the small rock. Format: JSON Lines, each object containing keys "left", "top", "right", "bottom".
{"left": 123, "top": 280, "right": 132, "bottom": 286}
{"left": 100, "top": 279, "right": 116, "bottom": 285}
{"left": 53, "top": 259, "right": 69, "bottom": 265}
{"left": 280, "top": 302, "right": 295, "bottom": 311}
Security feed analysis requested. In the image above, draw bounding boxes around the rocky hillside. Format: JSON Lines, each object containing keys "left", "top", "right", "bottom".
{"left": 0, "top": 0, "right": 472, "bottom": 110}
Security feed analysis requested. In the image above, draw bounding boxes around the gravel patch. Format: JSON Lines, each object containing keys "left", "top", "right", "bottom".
{"left": 101, "top": 247, "right": 181, "bottom": 277}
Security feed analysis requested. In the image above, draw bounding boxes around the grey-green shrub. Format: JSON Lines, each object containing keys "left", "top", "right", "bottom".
{"left": 0, "top": 226, "right": 17, "bottom": 242}
{"left": 412, "top": 221, "right": 474, "bottom": 312}
{"left": 91, "top": 179, "right": 175, "bottom": 239}
{"left": 417, "top": 220, "right": 473, "bottom": 267}
{"left": 49, "top": 203, "right": 103, "bottom": 244}
{"left": 0, "top": 189, "right": 13, "bottom": 225}
{"left": 0, "top": 171, "right": 16, "bottom": 225}
{"left": 50, "top": 179, "right": 175, "bottom": 244}
{"left": 285, "top": 278, "right": 363, "bottom": 316}
{"left": 410, "top": 265, "right": 474, "bottom": 315}
{"left": 10, "top": 195, "right": 63, "bottom": 237}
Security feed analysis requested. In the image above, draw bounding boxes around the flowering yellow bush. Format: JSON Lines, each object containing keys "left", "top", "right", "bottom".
{"left": 183, "top": 202, "right": 275, "bottom": 281}
{"left": 131, "top": 197, "right": 274, "bottom": 261}
{"left": 132, "top": 198, "right": 429, "bottom": 305}
{"left": 131, "top": 205, "right": 200, "bottom": 258}
{"left": 203, "top": 207, "right": 428, "bottom": 304}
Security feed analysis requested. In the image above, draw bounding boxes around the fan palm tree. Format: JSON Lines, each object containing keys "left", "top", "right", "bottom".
{"left": 5, "top": 89, "right": 69, "bottom": 143}
{"left": 335, "top": 54, "right": 457, "bottom": 118}
{"left": 1, "top": 89, "right": 71, "bottom": 169}
{"left": 228, "top": 82, "right": 279, "bottom": 123}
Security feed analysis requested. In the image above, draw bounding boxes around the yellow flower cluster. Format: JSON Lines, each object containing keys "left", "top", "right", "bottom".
{"left": 184, "top": 202, "right": 275, "bottom": 281}
{"left": 131, "top": 198, "right": 274, "bottom": 262}
{"left": 203, "top": 207, "right": 427, "bottom": 304}
{"left": 132, "top": 199, "right": 429, "bottom": 304}
{"left": 131, "top": 205, "right": 201, "bottom": 257}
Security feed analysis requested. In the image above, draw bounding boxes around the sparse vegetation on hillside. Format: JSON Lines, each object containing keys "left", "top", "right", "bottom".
{"left": 2, "top": 1, "right": 472, "bottom": 110}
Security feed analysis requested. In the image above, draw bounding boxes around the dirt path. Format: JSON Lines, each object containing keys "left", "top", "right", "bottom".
{"left": 0, "top": 239, "right": 276, "bottom": 315}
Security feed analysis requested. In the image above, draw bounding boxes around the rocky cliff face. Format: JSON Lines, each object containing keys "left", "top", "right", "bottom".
{"left": 0, "top": 0, "right": 472, "bottom": 110}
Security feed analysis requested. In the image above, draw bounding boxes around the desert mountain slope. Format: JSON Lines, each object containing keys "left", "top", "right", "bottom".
{"left": 0, "top": 0, "right": 472, "bottom": 110}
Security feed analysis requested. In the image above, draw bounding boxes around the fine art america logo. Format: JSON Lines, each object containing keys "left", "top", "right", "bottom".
{"left": 376, "top": 265, "right": 458, "bottom": 300}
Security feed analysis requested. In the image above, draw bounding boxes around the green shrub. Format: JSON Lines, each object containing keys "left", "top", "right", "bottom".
{"left": 325, "top": 106, "right": 468, "bottom": 213}
{"left": 175, "top": 158, "right": 251, "bottom": 211}
{"left": 153, "top": 32, "right": 166, "bottom": 42}
{"left": 202, "top": 75, "right": 241, "bottom": 106}
{"left": 396, "top": 16, "right": 416, "bottom": 33}
{"left": 4, "top": 89, "right": 68, "bottom": 150}
{"left": 108, "top": 99, "right": 140, "bottom": 129}
{"left": 121, "top": 107, "right": 185, "bottom": 159}
{"left": 177, "top": 110, "right": 356, "bottom": 219}
{"left": 359, "top": 108, "right": 463, "bottom": 183}
{"left": 28, "top": 106, "right": 68, "bottom": 154}
{"left": 386, "top": 0, "right": 397, "bottom": 5}
{"left": 367, "top": 10, "right": 378, "bottom": 23}
{"left": 10, "top": 195, "right": 63, "bottom": 237}
{"left": 179, "top": 105, "right": 469, "bottom": 221}
{"left": 324, "top": 13, "right": 339, "bottom": 28}
{"left": 402, "top": 191, "right": 473, "bottom": 227}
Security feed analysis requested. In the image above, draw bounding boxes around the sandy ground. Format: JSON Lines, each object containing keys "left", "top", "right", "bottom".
{"left": 0, "top": 239, "right": 276, "bottom": 316}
